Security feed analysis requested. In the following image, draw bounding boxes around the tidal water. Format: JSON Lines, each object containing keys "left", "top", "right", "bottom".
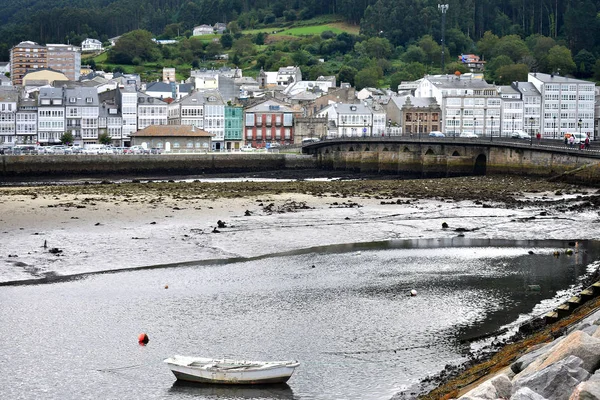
{"left": 0, "top": 239, "right": 597, "bottom": 400}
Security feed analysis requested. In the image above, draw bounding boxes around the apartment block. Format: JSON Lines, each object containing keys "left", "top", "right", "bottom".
{"left": 47, "top": 44, "right": 81, "bottom": 81}
{"left": 10, "top": 41, "right": 47, "bottom": 86}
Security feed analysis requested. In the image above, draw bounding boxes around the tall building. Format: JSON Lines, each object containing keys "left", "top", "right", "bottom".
{"left": 528, "top": 72, "right": 596, "bottom": 139}
{"left": 117, "top": 85, "right": 138, "bottom": 144}
{"left": 415, "top": 74, "right": 500, "bottom": 137}
{"left": 224, "top": 105, "right": 243, "bottom": 150}
{"left": 244, "top": 99, "right": 295, "bottom": 147}
{"left": 64, "top": 87, "right": 98, "bottom": 146}
{"left": 37, "top": 87, "right": 64, "bottom": 145}
{"left": 0, "top": 87, "right": 18, "bottom": 145}
{"left": 10, "top": 41, "right": 47, "bottom": 86}
{"left": 46, "top": 44, "right": 81, "bottom": 81}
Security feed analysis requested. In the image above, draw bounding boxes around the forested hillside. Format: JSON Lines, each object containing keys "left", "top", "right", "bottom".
{"left": 1, "top": 0, "right": 599, "bottom": 87}
{"left": 0, "top": 0, "right": 598, "bottom": 53}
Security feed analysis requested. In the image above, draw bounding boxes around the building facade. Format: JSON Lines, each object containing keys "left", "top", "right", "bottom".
{"left": 224, "top": 105, "right": 243, "bottom": 150}
{"left": 46, "top": 44, "right": 81, "bottom": 81}
{"left": 0, "top": 87, "right": 18, "bottom": 145}
{"left": 244, "top": 99, "right": 295, "bottom": 147}
{"left": 37, "top": 87, "right": 64, "bottom": 145}
{"left": 528, "top": 73, "right": 596, "bottom": 140}
{"left": 64, "top": 87, "right": 99, "bottom": 146}
{"left": 10, "top": 41, "right": 47, "bottom": 86}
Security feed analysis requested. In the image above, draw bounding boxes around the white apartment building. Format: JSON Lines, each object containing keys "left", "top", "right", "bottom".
{"left": 98, "top": 102, "right": 123, "bottom": 146}
{"left": 118, "top": 85, "right": 138, "bottom": 142}
{"left": 37, "top": 87, "right": 64, "bottom": 144}
{"left": 168, "top": 90, "right": 225, "bottom": 150}
{"left": 498, "top": 85, "right": 524, "bottom": 136}
{"left": 81, "top": 38, "right": 103, "bottom": 52}
{"left": 64, "top": 87, "right": 98, "bottom": 145}
{"left": 16, "top": 98, "right": 37, "bottom": 144}
{"left": 316, "top": 103, "right": 374, "bottom": 138}
{"left": 514, "top": 82, "right": 542, "bottom": 137}
{"left": 529, "top": 72, "right": 596, "bottom": 139}
{"left": 0, "top": 87, "right": 18, "bottom": 145}
{"left": 415, "top": 74, "right": 500, "bottom": 137}
{"left": 137, "top": 92, "right": 167, "bottom": 130}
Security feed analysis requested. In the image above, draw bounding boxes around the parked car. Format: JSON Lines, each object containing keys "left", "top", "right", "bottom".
{"left": 459, "top": 132, "right": 478, "bottom": 138}
{"left": 241, "top": 144, "right": 255, "bottom": 152}
{"left": 428, "top": 131, "right": 445, "bottom": 138}
{"left": 129, "top": 145, "right": 148, "bottom": 154}
{"left": 150, "top": 148, "right": 162, "bottom": 154}
{"left": 49, "top": 145, "right": 72, "bottom": 154}
{"left": 96, "top": 146, "right": 113, "bottom": 155}
{"left": 511, "top": 131, "right": 531, "bottom": 140}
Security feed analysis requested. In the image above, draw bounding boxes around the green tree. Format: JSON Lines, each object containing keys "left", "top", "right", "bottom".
{"left": 337, "top": 65, "right": 357, "bottom": 86}
{"left": 108, "top": 29, "right": 160, "bottom": 65}
{"left": 496, "top": 64, "right": 529, "bottom": 84}
{"left": 220, "top": 33, "right": 233, "bottom": 49}
{"left": 402, "top": 45, "right": 426, "bottom": 63}
{"left": 227, "top": 21, "right": 241, "bottom": 35}
{"left": 60, "top": 131, "right": 74, "bottom": 145}
{"left": 98, "top": 132, "right": 112, "bottom": 145}
{"left": 476, "top": 31, "right": 500, "bottom": 60}
{"left": 594, "top": 60, "right": 600, "bottom": 81}
{"left": 574, "top": 50, "right": 596, "bottom": 78}
{"left": 418, "top": 35, "right": 441, "bottom": 65}
{"left": 232, "top": 38, "right": 254, "bottom": 57}
{"left": 547, "top": 45, "right": 576, "bottom": 75}
{"left": 254, "top": 32, "right": 266, "bottom": 45}
{"left": 444, "top": 62, "right": 468, "bottom": 75}
{"left": 485, "top": 55, "right": 513, "bottom": 82}
{"left": 495, "top": 35, "right": 530, "bottom": 63}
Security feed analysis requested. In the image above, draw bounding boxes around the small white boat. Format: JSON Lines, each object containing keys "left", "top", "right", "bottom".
{"left": 164, "top": 355, "right": 300, "bottom": 384}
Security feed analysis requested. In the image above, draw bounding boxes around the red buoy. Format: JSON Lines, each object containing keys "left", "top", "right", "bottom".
{"left": 138, "top": 333, "right": 149, "bottom": 344}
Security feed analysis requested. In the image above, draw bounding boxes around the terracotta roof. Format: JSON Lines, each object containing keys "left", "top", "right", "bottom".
{"left": 130, "top": 125, "right": 214, "bottom": 137}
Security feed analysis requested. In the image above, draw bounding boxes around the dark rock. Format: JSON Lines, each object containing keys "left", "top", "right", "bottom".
{"left": 217, "top": 220, "right": 226, "bottom": 228}
{"left": 48, "top": 248, "right": 62, "bottom": 254}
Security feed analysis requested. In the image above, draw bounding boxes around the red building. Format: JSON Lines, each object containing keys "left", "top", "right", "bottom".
{"left": 244, "top": 99, "right": 296, "bottom": 148}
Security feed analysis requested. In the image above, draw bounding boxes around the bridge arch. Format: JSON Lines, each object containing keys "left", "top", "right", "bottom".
{"left": 474, "top": 154, "right": 487, "bottom": 175}
{"left": 452, "top": 150, "right": 461, "bottom": 156}
{"left": 425, "top": 148, "right": 435, "bottom": 155}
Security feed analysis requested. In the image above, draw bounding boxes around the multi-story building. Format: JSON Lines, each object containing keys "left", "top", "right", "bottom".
{"left": 117, "top": 85, "right": 138, "bottom": 143}
{"left": 499, "top": 85, "right": 524, "bottom": 137}
{"left": 276, "top": 66, "right": 302, "bottom": 86}
{"left": 46, "top": 44, "right": 81, "bottom": 81}
{"left": 0, "top": 87, "right": 18, "bottom": 145}
{"left": 224, "top": 105, "right": 243, "bottom": 150}
{"left": 10, "top": 41, "right": 47, "bottom": 86}
{"left": 528, "top": 72, "right": 596, "bottom": 140}
{"left": 16, "top": 97, "right": 37, "bottom": 144}
{"left": 513, "top": 82, "right": 542, "bottom": 137}
{"left": 81, "top": 38, "right": 103, "bottom": 52}
{"left": 64, "top": 87, "right": 98, "bottom": 146}
{"left": 168, "top": 90, "right": 226, "bottom": 150}
{"left": 415, "top": 74, "right": 501, "bottom": 137}
{"left": 316, "top": 103, "right": 375, "bottom": 138}
{"left": 386, "top": 96, "right": 440, "bottom": 136}
{"left": 98, "top": 101, "right": 123, "bottom": 146}
{"left": 137, "top": 92, "right": 168, "bottom": 131}
{"left": 37, "top": 87, "right": 64, "bottom": 145}
{"left": 244, "top": 99, "right": 295, "bottom": 147}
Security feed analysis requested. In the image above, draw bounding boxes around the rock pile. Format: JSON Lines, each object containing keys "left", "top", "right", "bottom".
{"left": 456, "top": 310, "right": 600, "bottom": 400}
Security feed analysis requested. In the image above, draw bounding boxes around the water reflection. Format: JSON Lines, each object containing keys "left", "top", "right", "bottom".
{"left": 168, "top": 381, "right": 296, "bottom": 399}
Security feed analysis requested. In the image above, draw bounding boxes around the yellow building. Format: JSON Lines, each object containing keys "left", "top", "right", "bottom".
{"left": 22, "top": 69, "right": 69, "bottom": 87}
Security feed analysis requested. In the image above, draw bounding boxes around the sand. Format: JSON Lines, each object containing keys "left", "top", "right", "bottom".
{"left": 1, "top": 175, "right": 599, "bottom": 284}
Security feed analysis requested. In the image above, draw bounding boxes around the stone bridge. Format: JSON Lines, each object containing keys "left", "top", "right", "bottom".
{"left": 303, "top": 137, "right": 600, "bottom": 185}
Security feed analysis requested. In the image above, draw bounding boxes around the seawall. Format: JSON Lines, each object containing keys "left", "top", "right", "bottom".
{"left": 0, "top": 153, "right": 317, "bottom": 178}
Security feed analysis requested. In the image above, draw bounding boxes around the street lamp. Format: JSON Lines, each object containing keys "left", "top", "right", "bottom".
{"left": 578, "top": 118, "right": 582, "bottom": 137}
{"left": 512, "top": 115, "right": 515, "bottom": 136}
{"left": 418, "top": 119, "right": 422, "bottom": 140}
{"left": 474, "top": 117, "right": 477, "bottom": 137}
{"left": 438, "top": 4, "right": 449, "bottom": 73}
{"left": 452, "top": 116, "right": 456, "bottom": 139}
{"left": 553, "top": 115, "right": 557, "bottom": 139}
{"left": 490, "top": 115, "right": 494, "bottom": 142}
{"left": 529, "top": 117, "right": 534, "bottom": 146}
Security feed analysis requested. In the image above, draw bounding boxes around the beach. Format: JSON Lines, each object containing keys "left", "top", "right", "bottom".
{"left": 1, "top": 175, "right": 599, "bottom": 285}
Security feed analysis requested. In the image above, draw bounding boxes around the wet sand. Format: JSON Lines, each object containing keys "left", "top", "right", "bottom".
{"left": 1, "top": 175, "right": 599, "bottom": 284}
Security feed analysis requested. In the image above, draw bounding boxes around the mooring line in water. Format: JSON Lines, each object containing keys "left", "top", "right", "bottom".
{"left": 323, "top": 343, "right": 435, "bottom": 356}
{"left": 97, "top": 364, "right": 144, "bottom": 372}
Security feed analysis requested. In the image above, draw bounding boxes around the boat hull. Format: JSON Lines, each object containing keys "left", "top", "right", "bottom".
{"left": 164, "top": 357, "right": 299, "bottom": 385}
